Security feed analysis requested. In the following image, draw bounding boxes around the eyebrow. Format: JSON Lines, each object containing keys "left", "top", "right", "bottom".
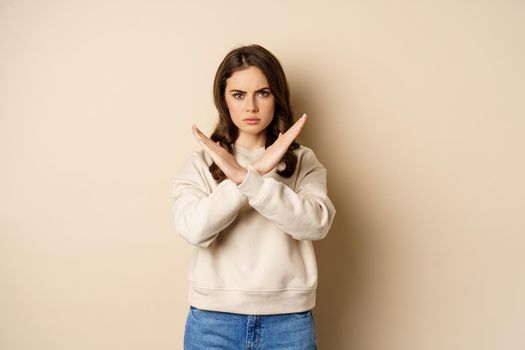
{"left": 228, "top": 87, "right": 271, "bottom": 93}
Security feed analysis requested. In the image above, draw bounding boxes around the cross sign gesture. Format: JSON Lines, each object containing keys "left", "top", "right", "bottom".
{"left": 191, "top": 113, "right": 308, "bottom": 185}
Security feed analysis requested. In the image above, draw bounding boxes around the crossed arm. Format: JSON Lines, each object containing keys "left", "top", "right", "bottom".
{"left": 172, "top": 113, "right": 336, "bottom": 247}
{"left": 191, "top": 113, "right": 307, "bottom": 183}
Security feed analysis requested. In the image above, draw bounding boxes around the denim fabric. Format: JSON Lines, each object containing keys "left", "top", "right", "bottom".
{"left": 184, "top": 306, "right": 317, "bottom": 349}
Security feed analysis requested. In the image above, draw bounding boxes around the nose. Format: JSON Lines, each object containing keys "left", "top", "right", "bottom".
{"left": 246, "top": 96, "right": 258, "bottom": 113}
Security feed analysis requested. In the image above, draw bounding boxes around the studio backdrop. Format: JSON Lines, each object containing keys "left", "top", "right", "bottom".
{"left": 1, "top": 0, "right": 524, "bottom": 349}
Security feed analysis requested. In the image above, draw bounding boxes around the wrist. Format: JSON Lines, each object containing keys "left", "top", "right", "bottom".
{"left": 250, "top": 162, "right": 264, "bottom": 176}
{"left": 234, "top": 168, "right": 248, "bottom": 185}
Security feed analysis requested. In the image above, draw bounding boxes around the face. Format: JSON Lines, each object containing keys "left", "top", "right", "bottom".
{"left": 224, "top": 66, "right": 275, "bottom": 142}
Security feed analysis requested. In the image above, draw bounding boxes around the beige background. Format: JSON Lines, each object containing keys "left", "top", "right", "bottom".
{"left": 1, "top": 0, "right": 524, "bottom": 349}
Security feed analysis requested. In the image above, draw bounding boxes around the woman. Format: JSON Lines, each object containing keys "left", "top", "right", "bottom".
{"left": 171, "top": 44, "right": 336, "bottom": 349}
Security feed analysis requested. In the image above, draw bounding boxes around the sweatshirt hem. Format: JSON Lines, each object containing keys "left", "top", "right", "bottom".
{"left": 188, "top": 283, "right": 316, "bottom": 315}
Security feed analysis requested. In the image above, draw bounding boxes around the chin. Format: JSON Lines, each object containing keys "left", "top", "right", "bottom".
{"left": 241, "top": 127, "right": 264, "bottom": 133}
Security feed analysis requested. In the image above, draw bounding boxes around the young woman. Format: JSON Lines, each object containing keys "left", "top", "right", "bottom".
{"left": 171, "top": 44, "right": 336, "bottom": 349}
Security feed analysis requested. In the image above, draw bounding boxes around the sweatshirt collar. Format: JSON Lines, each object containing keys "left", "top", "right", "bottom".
{"left": 234, "top": 144, "right": 266, "bottom": 157}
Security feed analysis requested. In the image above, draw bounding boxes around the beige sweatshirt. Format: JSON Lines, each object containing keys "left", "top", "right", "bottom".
{"left": 171, "top": 144, "right": 336, "bottom": 315}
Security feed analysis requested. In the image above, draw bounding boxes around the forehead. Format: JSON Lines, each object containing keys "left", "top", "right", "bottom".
{"left": 225, "top": 66, "right": 269, "bottom": 89}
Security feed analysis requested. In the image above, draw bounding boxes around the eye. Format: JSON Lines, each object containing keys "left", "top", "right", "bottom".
{"left": 258, "top": 90, "right": 270, "bottom": 97}
{"left": 232, "top": 93, "right": 244, "bottom": 100}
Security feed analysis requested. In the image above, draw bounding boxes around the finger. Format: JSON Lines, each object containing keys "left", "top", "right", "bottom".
{"left": 192, "top": 125, "right": 214, "bottom": 148}
{"left": 198, "top": 140, "right": 222, "bottom": 162}
{"left": 288, "top": 113, "right": 307, "bottom": 131}
{"left": 192, "top": 126, "right": 216, "bottom": 153}
{"left": 204, "top": 138, "right": 227, "bottom": 155}
{"left": 278, "top": 114, "right": 307, "bottom": 144}
{"left": 289, "top": 113, "right": 307, "bottom": 134}
{"left": 193, "top": 126, "right": 232, "bottom": 158}
{"left": 294, "top": 113, "right": 307, "bottom": 128}
{"left": 192, "top": 124, "right": 204, "bottom": 139}
{"left": 191, "top": 125, "right": 203, "bottom": 142}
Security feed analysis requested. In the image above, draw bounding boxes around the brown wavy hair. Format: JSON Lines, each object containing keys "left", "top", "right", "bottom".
{"left": 209, "top": 44, "right": 300, "bottom": 183}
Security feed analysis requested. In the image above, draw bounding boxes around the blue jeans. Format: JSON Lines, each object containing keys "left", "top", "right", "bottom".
{"left": 184, "top": 305, "right": 318, "bottom": 349}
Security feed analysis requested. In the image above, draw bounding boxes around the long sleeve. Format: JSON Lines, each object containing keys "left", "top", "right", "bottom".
{"left": 236, "top": 148, "right": 336, "bottom": 241}
{"left": 171, "top": 151, "right": 247, "bottom": 248}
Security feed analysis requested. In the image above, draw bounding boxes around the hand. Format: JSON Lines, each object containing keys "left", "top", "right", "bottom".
{"left": 252, "top": 113, "right": 308, "bottom": 175}
{"left": 191, "top": 124, "right": 248, "bottom": 184}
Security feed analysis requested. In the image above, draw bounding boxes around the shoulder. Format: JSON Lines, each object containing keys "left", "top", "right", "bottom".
{"left": 172, "top": 149, "right": 215, "bottom": 192}
{"left": 293, "top": 144, "right": 327, "bottom": 172}
{"left": 294, "top": 144, "right": 322, "bottom": 163}
{"left": 183, "top": 149, "right": 213, "bottom": 167}
{"left": 174, "top": 149, "right": 213, "bottom": 179}
{"left": 294, "top": 144, "right": 314, "bottom": 156}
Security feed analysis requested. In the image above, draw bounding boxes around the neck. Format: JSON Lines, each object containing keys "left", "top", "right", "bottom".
{"left": 235, "top": 133, "right": 266, "bottom": 150}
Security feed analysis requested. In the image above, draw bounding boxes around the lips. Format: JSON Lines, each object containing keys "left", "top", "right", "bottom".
{"left": 243, "top": 118, "right": 260, "bottom": 125}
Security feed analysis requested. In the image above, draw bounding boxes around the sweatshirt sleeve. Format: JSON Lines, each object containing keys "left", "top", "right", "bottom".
{"left": 236, "top": 148, "right": 336, "bottom": 241}
{"left": 171, "top": 151, "right": 247, "bottom": 248}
